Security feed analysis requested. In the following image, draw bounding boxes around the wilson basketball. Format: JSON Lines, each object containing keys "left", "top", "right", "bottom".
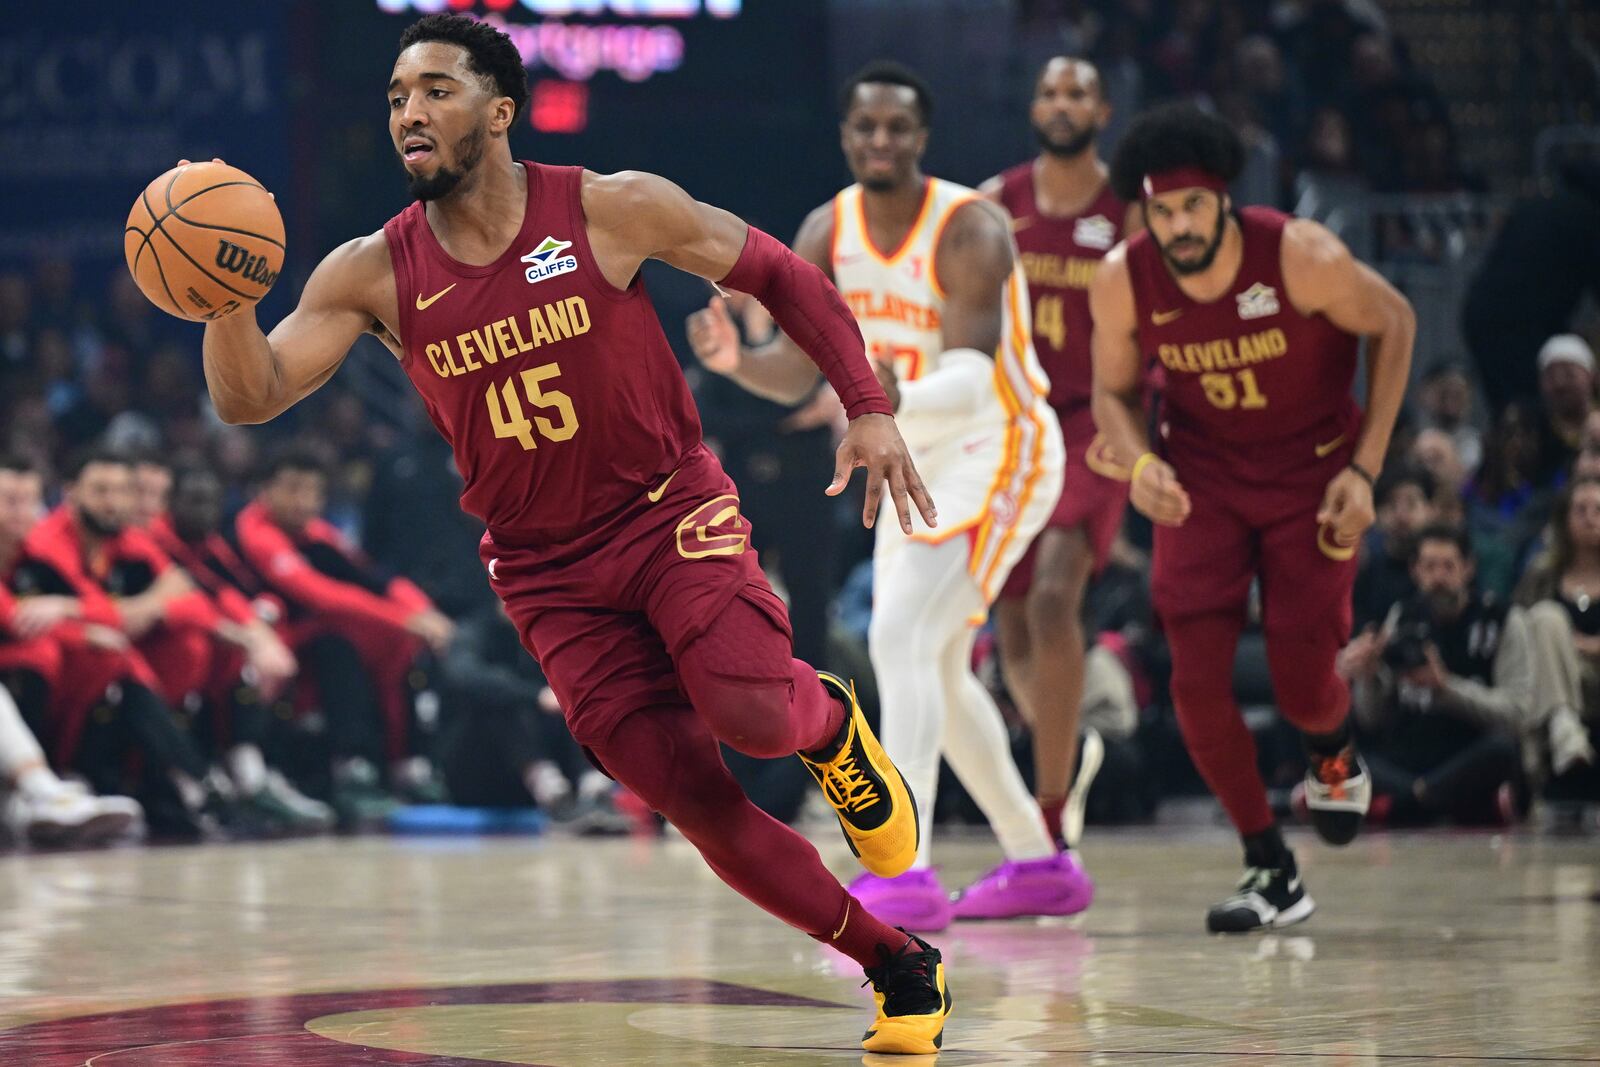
{"left": 124, "top": 161, "right": 285, "bottom": 322}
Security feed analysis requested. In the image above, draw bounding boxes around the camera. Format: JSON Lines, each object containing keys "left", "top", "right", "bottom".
{"left": 1382, "top": 617, "right": 1433, "bottom": 672}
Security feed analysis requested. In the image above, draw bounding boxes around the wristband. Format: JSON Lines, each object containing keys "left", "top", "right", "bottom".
{"left": 1347, "top": 461, "right": 1376, "bottom": 488}
{"left": 1131, "top": 452, "right": 1159, "bottom": 483}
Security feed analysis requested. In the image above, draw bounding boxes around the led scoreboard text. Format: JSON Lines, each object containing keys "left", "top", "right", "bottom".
{"left": 378, "top": 0, "right": 741, "bottom": 84}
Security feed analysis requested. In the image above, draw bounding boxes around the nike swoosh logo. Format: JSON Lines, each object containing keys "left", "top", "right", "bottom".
{"left": 646, "top": 470, "right": 679, "bottom": 503}
{"left": 1151, "top": 309, "right": 1183, "bottom": 325}
{"left": 1289, "top": 877, "right": 1302, "bottom": 892}
{"left": 1314, "top": 434, "right": 1347, "bottom": 458}
{"left": 415, "top": 283, "right": 457, "bottom": 311}
{"left": 831, "top": 899, "right": 851, "bottom": 940}
{"left": 487, "top": 558, "right": 500, "bottom": 581}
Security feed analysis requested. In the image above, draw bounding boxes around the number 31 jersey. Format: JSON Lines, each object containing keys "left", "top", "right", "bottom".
{"left": 383, "top": 161, "right": 701, "bottom": 545}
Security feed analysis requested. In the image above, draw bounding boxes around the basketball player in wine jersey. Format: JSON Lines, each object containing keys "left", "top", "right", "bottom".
{"left": 978, "top": 57, "right": 1142, "bottom": 860}
{"left": 1090, "top": 104, "right": 1414, "bottom": 933}
{"left": 196, "top": 16, "right": 950, "bottom": 1054}
{"left": 692, "top": 62, "right": 1087, "bottom": 932}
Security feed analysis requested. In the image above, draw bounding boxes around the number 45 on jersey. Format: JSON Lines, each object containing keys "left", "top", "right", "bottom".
{"left": 487, "top": 362, "right": 579, "bottom": 450}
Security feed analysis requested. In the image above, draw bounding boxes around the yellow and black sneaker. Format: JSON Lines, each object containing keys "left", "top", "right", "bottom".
{"left": 861, "top": 931, "right": 952, "bottom": 1054}
{"left": 799, "top": 672, "right": 919, "bottom": 878}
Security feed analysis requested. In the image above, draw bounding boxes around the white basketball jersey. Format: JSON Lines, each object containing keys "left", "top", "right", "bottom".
{"left": 830, "top": 178, "right": 1053, "bottom": 455}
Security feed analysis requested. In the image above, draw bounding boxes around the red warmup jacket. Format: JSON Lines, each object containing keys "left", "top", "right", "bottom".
{"left": 14, "top": 507, "right": 224, "bottom": 634}
{"left": 230, "top": 502, "right": 432, "bottom": 628}
{"left": 146, "top": 515, "right": 259, "bottom": 626}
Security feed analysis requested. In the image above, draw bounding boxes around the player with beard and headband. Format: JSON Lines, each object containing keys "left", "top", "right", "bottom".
{"left": 978, "top": 56, "right": 1143, "bottom": 862}
{"left": 194, "top": 15, "right": 950, "bottom": 1054}
{"left": 1089, "top": 103, "right": 1415, "bottom": 933}
{"left": 692, "top": 61, "right": 1084, "bottom": 932}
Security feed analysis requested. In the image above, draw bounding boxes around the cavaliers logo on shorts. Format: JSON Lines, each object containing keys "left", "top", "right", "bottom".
{"left": 1317, "top": 521, "right": 1358, "bottom": 562}
{"left": 675, "top": 495, "right": 751, "bottom": 560}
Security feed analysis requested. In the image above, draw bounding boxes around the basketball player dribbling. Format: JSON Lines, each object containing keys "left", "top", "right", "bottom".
{"left": 691, "top": 62, "right": 1089, "bottom": 933}
{"left": 1090, "top": 104, "right": 1415, "bottom": 932}
{"left": 979, "top": 56, "right": 1142, "bottom": 859}
{"left": 195, "top": 16, "right": 951, "bottom": 1054}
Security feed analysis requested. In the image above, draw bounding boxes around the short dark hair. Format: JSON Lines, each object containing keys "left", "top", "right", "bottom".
{"left": 1109, "top": 102, "right": 1245, "bottom": 202}
{"left": 839, "top": 60, "right": 933, "bottom": 127}
{"left": 261, "top": 447, "right": 328, "bottom": 484}
{"left": 1411, "top": 523, "right": 1473, "bottom": 563}
{"left": 0, "top": 453, "right": 37, "bottom": 477}
{"left": 65, "top": 446, "right": 132, "bottom": 483}
{"left": 399, "top": 14, "right": 529, "bottom": 122}
{"left": 1375, "top": 464, "right": 1437, "bottom": 508}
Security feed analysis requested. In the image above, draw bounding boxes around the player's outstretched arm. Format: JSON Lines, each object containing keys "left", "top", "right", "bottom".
{"left": 588, "top": 170, "right": 935, "bottom": 532}
{"left": 203, "top": 234, "right": 391, "bottom": 425}
{"left": 1090, "top": 245, "right": 1190, "bottom": 527}
{"left": 1283, "top": 219, "right": 1416, "bottom": 542}
{"left": 685, "top": 203, "right": 834, "bottom": 405}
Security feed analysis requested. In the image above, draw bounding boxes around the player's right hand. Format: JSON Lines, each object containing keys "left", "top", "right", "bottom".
{"left": 687, "top": 296, "right": 741, "bottom": 375}
{"left": 1130, "top": 456, "right": 1191, "bottom": 527}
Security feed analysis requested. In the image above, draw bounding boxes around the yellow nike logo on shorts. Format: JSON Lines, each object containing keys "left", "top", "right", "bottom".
{"left": 646, "top": 470, "right": 679, "bottom": 502}
{"left": 1315, "top": 434, "right": 1347, "bottom": 458}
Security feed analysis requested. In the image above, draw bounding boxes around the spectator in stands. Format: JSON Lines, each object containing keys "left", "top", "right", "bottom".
{"left": 1464, "top": 159, "right": 1600, "bottom": 413}
{"left": 1533, "top": 334, "right": 1596, "bottom": 490}
{"left": 1338, "top": 525, "right": 1530, "bottom": 825}
{"left": 1513, "top": 477, "right": 1600, "bottom": 806}
{"left": 3, "top": 454, "right": 231, "bottom": 838}
{"left": 1468, "top": 400, "right": 1546, "bottom": 527}
{"left": 1416, "top": 363, "right": 1483, "bottom": 476}
{"left": 1410, "top": 429, "right": 1522, "bottom": 599}
{"left": 437, "top": 596, "right": 630, "bottom": 834}
{"left": 233, "top": 449, "right": 453, "bottom": 822}
{"left": 1353, "top": 466, "right": 1435, "bottom": 631}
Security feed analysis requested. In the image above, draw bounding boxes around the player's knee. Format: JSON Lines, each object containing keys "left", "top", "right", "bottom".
{"left": 692, "top": 675, "right": 797, "bottom": 758}
{"left": 1024, "top": 583, "right": 1082, "bottom": 643}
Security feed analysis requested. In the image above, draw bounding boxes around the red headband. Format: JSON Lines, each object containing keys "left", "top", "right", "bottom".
{"left": 1141, "top": 167, "right": 1228, "bottom": 199}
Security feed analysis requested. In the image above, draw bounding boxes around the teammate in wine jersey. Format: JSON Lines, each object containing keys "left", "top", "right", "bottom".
{"left": 196, "top": 16, "right": 951, "bottom": 1054}
{"left": 978, "top": 56, "right": 1141, "bottom": 857}
{"left": 691, "top": 61, "right": 1087, "bottom": 933}
{"left": 1090, "top": 104, "right": 1414, "bottom": 933}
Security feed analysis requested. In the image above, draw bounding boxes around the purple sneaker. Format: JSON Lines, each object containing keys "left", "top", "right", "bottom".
{"left": 848, "top": 869, "right": 954, "bottom": 932}
{"left": 951, "top": 851, "right": 1094, "bottom": 920}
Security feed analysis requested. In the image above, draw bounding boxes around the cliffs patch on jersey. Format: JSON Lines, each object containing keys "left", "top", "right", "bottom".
{"left": 522, "top": 236, "right": 578, "bottom": 284}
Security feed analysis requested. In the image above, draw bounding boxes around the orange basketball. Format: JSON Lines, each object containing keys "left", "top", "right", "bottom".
{"left": 124, "top": 162, "right": 285, "bottom": 322}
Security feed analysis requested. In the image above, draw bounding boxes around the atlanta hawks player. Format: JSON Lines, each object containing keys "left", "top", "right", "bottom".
{"left": 980, "top": 56, "right": 1142, "bottom": 858}
{"left": 1090, "top": 104, "right": 1414, "bottom": 933}
{"left": 195, "top": 15, "right": 949, "bottom": 1054}
{"left": 692, "top": 62, "right": 1086, "bottom": 933}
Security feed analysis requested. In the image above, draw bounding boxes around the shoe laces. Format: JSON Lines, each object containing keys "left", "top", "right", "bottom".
{"left": 1312, "top": 748, "right": 1354, "bottom": 794}
{"left": 1235, "top": 866, "right": 1276, "bottom": 895}
{"left": 817, "top": 751, "right": 880, "bottom": 815}
{"left": 862, "top": 934, "right": 937, "bottom": 1010}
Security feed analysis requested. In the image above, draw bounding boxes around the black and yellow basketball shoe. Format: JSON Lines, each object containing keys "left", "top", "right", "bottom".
{"left": 798, "top": 672, "right": 919, "bottom": 878}
{"left": 861, "top": 931, "right": 952, "bottom": 1054}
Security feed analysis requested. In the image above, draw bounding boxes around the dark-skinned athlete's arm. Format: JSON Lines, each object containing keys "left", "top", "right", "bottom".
{"left": 1089, "top": 245, "right": 1191, "bottom": 527}
{"left": 686, "top": 202, "right": 835, "bottom": 406}
{"left": 203, "top": 233, "right": 392, "bottom": 425}
{"left": 583, "top": 170, "right": 936, "bottom": 533}
{"left": 872, "top": 200, "right": 1011, "bottom": 417}
{"left": 1282, "top": 218, "right": 1415, "bottom": 546}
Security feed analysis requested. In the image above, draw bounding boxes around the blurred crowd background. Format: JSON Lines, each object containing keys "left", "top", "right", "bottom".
{"left": 0, "top": 0, "right": 1597, "bottom": 846}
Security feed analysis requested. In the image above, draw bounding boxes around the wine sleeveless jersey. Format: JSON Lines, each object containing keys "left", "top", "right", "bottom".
{"left": 1126, "top": 206, "right": 1361, "bottom": 491}
{"left": 383, "top": 162, "right": 701, "bottom": 545}
{"left": 996, "top": 162, "right": 1126, "bottom": 441}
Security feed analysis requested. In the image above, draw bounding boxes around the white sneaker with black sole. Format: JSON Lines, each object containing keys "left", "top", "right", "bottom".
{"left": 1062, "top": 726, "right": 1104, "bottom": 850}
{"left": 1205, "top": 860, "right": 1315, "bottom": 933}
{"left": 1303, "top": 747, "right": 1371, "bottom": 846}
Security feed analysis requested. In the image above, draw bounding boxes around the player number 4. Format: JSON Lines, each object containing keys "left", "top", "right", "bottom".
{"left": 1033, "top": 294, "right": 1066, "bottom": 351}
{"left": 486, "top": 363, "right": 579, "bottom": 450}
{"left": 1200, "top": 369, "right": 1268, "bottom": 410}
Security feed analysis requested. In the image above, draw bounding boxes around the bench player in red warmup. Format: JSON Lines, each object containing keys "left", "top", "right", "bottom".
{"left": 194, "top": 14, "right": 949, "bottom": 1055}
{"left": 1090, "top": 104, "right": 1414, "bottom": 932}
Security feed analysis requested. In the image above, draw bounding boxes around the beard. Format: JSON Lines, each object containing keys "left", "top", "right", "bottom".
{"left": 1423, "top": 586, "right": 1466, "bottom": 622}
{"left": 77, "top": 508, "right": 123, "bottom": 539}
{"left": 1157, "top": 205, "right": 1228, "bottom": 276}
{"left": 1033, "top": 122, "right": 1096, "bottom": 159}
{"left": 405, "top": 123, "right": 487, "bottom": 202}
{"left": 861, "top": 174, "right": 899, "bottom": 192}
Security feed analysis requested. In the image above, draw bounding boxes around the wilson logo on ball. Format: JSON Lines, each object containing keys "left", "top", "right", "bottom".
{"left": 214, "top": 240, "right": 280, "bottom": 288}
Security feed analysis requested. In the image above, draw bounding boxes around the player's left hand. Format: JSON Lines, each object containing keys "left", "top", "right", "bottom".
{"left": 1317, "top": 465, "right": 1376, "bottom": 548}
{"left": 829, "top": 413, "right": 937, "bottom": 533}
